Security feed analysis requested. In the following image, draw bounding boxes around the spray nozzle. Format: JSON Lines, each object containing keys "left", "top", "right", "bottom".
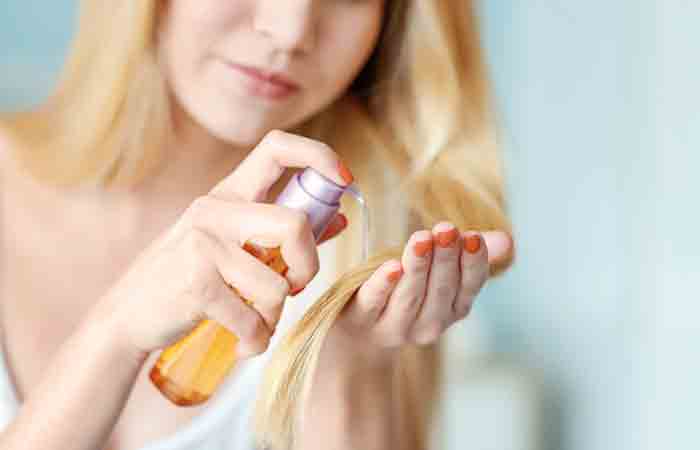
{"left": 275, "top": 168, "right": 371, "bottom": 263}
{"left": 343, "top": 183, "right": 370, "bottom": 262}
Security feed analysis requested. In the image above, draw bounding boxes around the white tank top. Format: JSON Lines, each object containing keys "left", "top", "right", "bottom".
{"left": 0, "top": 239, "right": 340, "bottom": 450}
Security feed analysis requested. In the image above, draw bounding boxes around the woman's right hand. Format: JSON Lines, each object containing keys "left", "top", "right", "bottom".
{"left": 90, "top": 130, "right": 353, "bottom": 360}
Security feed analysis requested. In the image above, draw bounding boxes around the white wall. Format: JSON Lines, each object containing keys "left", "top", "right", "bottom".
{"left": 473, "top": 1, "right": 697, "bottom": 450}
{"left": 0, "top": 1, "right": 75, "bottom": 108}
{"left": 643, "top": 2, "right": 700, "bottom": 449}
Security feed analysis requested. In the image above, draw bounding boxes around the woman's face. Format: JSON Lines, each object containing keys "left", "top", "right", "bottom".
{"left": 158, "top": 0, "right": 385, "bottom": 146}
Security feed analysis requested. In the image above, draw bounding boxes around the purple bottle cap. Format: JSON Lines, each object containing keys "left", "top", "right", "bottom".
{"left": 274, "top": 168, "right": 348, "bottom": 242}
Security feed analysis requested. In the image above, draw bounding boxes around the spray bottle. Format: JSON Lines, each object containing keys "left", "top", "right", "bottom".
{"left": 149, "top": 167, "right": 366, "bottom": 406}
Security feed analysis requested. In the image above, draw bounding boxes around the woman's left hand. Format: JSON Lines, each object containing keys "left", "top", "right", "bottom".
{"left": 322, "top": 222, "right": 514, "bottom": 369}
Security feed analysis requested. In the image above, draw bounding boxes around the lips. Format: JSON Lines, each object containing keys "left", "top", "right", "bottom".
{"left": 227, "top": 62, "right": 301, "bottom": 91}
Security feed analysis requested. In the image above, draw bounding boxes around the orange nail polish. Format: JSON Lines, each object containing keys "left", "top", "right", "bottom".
{"left": 464, "top": 234, "right": 481, "bottom": 254}
{"left": 387, "top": 268, "right": 403, "bottom": 283}
{"left": 436, "top": 228, "right": 459, "bottom": 248}
{"left": 320, "top": 217, "right": 343, "bottom": 241}
{"left": 291, "top": 286, "right": 306, "bottom": 296}
{"left": 337, "top": 160, "right": 354, "bottom": 185}
{"left": 413, "top": 239, "right": 433, "bottom": 257}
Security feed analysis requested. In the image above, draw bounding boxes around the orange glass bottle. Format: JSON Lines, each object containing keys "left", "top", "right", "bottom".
{"left": 149, "top": 168, "right": 352, "bottom": 406}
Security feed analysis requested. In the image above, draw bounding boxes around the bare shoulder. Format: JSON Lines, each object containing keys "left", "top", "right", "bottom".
{"left": 0, "top": 123, "right": 17, "bottom": 179}
{"left": 0, "top": 123, "right": 28, "bottom": 213}
{"left": 0, "top": 124, "right": 9, "bottom": 314}
{"left": 0, "top": 124, "right": 35, "bottom": 190}
{"left": 0, "top": 124, "right": 8, "bottom": 165}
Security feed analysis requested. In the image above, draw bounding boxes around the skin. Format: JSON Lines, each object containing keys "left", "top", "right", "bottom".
{"left": 0, "top": 1, "right": 514, "bottom": 449}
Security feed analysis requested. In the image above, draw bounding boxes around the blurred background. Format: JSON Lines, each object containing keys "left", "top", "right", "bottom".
{"left": 1, "top": 1, "right": 697, "bottom": 450}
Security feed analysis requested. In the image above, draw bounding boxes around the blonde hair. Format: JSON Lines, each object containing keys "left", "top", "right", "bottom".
{"left": 2, "top": 1, "right": 514, "bottom": 449}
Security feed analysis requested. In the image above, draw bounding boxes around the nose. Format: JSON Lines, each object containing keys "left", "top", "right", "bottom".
{"left": 253, "top": 1, "right": 317, "bottom": 55}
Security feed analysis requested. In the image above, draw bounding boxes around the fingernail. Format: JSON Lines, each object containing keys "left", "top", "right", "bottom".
{"left": 414, "top": 239, "right": 433, "bottom": 257}
{"left": 387, "top": 267, "right": 404, "bottom": 283}
{"left": 337, "top": 160, "right": 354, "bottom": 185}
{"left": 436, "top": 227, "right": 459, "bottom": 248}
{"left": 464, "top": 234, "right": 481, "bottom": 254}
{"left": 321, "top": 215, "right": 346, "bottom": 240}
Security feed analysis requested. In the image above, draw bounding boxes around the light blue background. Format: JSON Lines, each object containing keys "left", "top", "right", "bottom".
{"left": 0, "top": 1, "right": 76, "bottom": 108}
{"left": 2, "top": 2, "right": 697, "bottom": 450}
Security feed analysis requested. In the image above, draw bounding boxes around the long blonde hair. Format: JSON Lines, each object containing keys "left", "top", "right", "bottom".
{"left": 1, "top": 1, "right": 514, "bottom": 449}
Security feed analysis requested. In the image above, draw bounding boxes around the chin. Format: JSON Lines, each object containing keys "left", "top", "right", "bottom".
{"left": 211, "top": 126, "right": 266, "bottom": 147}
{"left": 199, "top": 113, "right": 277, "bottom": 147}
{"left": 201, "top": 107, "right": 310, "bottom": 148}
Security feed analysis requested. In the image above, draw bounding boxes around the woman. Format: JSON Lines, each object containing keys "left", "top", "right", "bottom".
{"left": 0, "top": 0, "right": 514, "bottom": 449}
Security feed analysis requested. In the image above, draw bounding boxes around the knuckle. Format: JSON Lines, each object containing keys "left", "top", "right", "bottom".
{"left": 250, "top": 277, "right": 289, "bottom": 307}
{"left": 478, "top": 265, "right": 490, "bottom": 285}
{"left": 237, "top": 319, "right": 271, "bottom": 357}
{"left": 437, "top": 284, "right": 455, "bottom": 300}
{"left": 356, "top": 291, "right": 384, "bottom": 316}
{"left": 183, "top": 229, "right": 208, "bottom": 259}
{"left": 414, "top": 323, "right": 444, "bottom": 345}
{"left": 263, "top": 128, "right": 285, "bottom": 144}
{"left": 188, "top": 275, "right": 220, "bottom": 304}
{"left": 381, "top": 331, "right": 406, "bottom": 349}
{"left": 408, "top": 256, "right": 431, "bottom": 273}
{"left": 462, "top": 268, "right": 488, "bottom": 295}
{"left": 454, "top": 299, "right": 473, "bottom": 319}
{"left": 260, "top": 129, "right": 288, "bottom": 155}
{"left": 364, "top": 299, "right": 384, "bottom": 317}
{"left": 181, "top": 232, "right": 217, "bottom": 296}
{"left": 309, "top": 252, "right": 320, "bottom": 278}
{"left": 183, "top": 227, "right": 203, "bottom": 249}
{"left": 268, "top": 276, "right": 291, "bottom": 300}
{"left": 187, "top": 309, "right": 209, "bottom": 327}
{"left": 285, "top": 209, "right": 311, "bottom": 236}
{"left": 397, "top": 327, "right": 414, "bottom": 346}
{"left": 407, "top": 263, "right": 426, "bottom": 276}
{"left": 237, "top": 313, "right": 267, "bottom": 341}
{"left": 279, "top": 278, "right": 293, "bottom": 300}
{"left": 312, "top": 140, "right": 334, "bottom": 157}
{"left": 401, "top": 294, "right": 422, "bottom": 310}
{"left": 434, "top": 247, "right": 456, "bottom": 262}
{"left": 242, "top": 333, "right": 271, "bottom": 357}
{"left": 186, "top": 196, "right": 212, "bottom": 225}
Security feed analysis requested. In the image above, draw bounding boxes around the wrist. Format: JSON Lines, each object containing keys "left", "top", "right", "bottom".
{"left": 321, "top": 329, "right": 401, "bottom": 377}
{"left": 82, "top": 301, "right": 151, "bottom": 368}
{"left": 312, "top": 343, "right": 399, "bottom": 406}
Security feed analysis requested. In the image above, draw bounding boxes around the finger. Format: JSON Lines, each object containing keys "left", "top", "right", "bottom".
{"left": 376, "top": 230, "right": 433, "bottom": 334}
{"left": 186, "top": 201, "right": 292, "bottom": 301}
{"left": 317, "top": 213, "right": 348, "bottom": 245}
{"left": 188, "top": 226, "right": 288, "bottom": 330}
{"left": 186, "top": 195, "right": 318, "bottom": 293}
{"left": 453, "top": 232, "right": 489, "bottom": 319}
{"left": 209, "top": 130, "right": 353, "bottom": 202}
{"left": 202, "top": 284, "right": 272, "bottom": 359}
{"left": 481, "top": 231, "right": 514, "bottom": 265}
{"left": 209, "top": 234, "right": 288, "bottom": 330}
{"left": 411, "top": 222, "right": 462, "bottom": 344}
{"left": 182, "top": 230, "right": 273, "bottom": 357}
{"left": 343, "top": 259, "right": 403, "bottom": 326}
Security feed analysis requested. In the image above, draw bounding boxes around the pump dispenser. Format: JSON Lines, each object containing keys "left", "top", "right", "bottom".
{"left": 149, "top": 167, "right": 365, "bottom": 406}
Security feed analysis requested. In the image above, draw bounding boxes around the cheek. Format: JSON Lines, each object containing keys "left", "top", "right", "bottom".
{"left": 315, "top": 14, "right": 383, "bottom": 99}
{"left": 159, "top": 0, "right": 246, "bottom": 80}
{"left": 158, "top": 0, "right": 264, "bottom": 142}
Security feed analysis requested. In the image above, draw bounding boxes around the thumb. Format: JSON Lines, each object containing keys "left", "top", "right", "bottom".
{"left": 481, "top": 231, "right": 514, "bottom": 265}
